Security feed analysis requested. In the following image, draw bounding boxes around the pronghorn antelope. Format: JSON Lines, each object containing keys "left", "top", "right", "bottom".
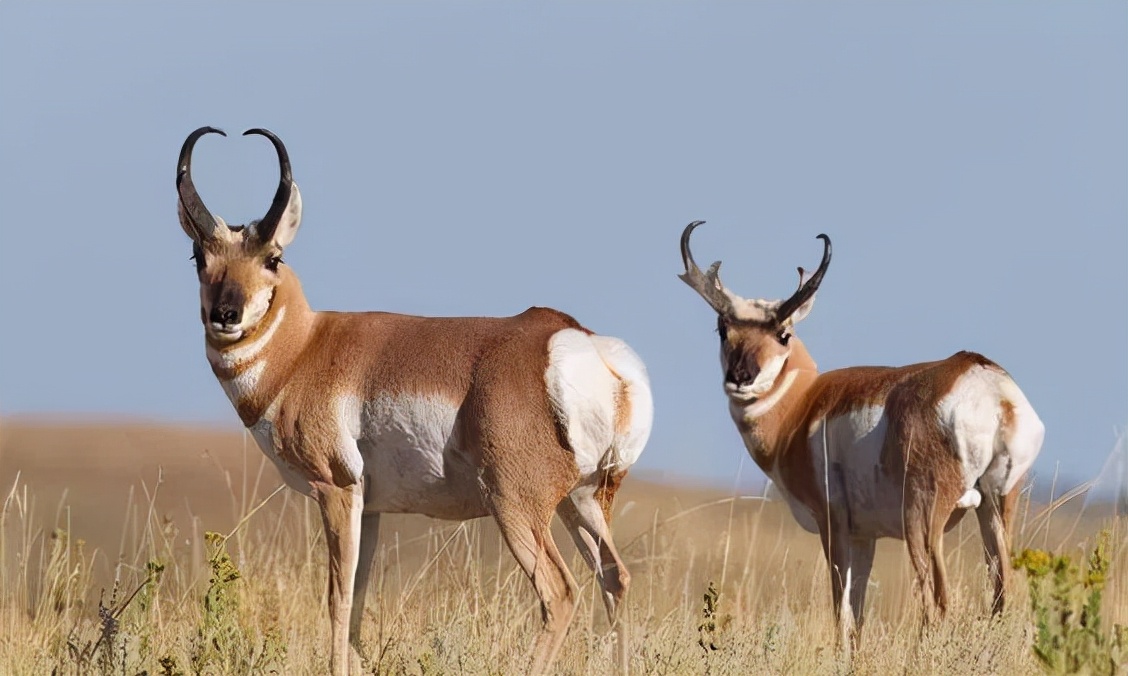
{"left": 676, "top": 221, "right": 1043, "bottom": 652}
{"left": 176, "top": 127, "right": 653, "bottom": 675}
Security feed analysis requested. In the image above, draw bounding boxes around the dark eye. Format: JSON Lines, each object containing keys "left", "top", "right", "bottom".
{"left": 190, "top": 244, "right": 205, "bottom": 273}
{"left": 265, "top": 255, "right": 283, "bottom": 273}
{"left": 777, "top": 330, "right": 791, "bottom": 346}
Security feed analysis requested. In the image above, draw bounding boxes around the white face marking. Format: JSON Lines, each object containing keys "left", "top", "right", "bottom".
{"left": 733, "top": 369, "right": 799, "bottom": 420}
{"left": 207, "top": 306, "right": 286, "bottom": 369}
{"left": 749, "top": 352, "right": 787, "bottom": 395}
{"left": 202, "top": 276, "right": 275, "bottom": 343}
{"left": 723, "top": 351, "right": 788, "bottom": 401}
{"left": 240, "top": 285, "right": 274, "bottom": 334}
{"left": 729, "top": 297, "right": 780, "bottom": 322}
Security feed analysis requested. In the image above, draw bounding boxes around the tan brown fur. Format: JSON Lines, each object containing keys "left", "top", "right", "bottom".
{"left": 679, "top": 224, "right": 1041, "bottom": 660}
{"left": 178, "top": 129, "right": 649, "bottom": 675}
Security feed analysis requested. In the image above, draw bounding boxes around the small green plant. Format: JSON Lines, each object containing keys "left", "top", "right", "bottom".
{"left": 1013, "top": 530, "right": 1127, "bottom": 674}
{"left": 190, "top": 531, "right": 285, "bottom": 675}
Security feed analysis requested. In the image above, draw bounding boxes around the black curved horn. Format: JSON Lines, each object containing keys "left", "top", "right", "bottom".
{"left": 177, "top": 126, "right": 226, "bottom": 238}
{"left": 775, "top": 234, "right": 832, "bottom": 323}
{"left": 243, "top": 128, "right": 293, "bottom": 243}
{"left": 678, "top": 220, "right": 737, "bottom": 317}
{"left": 679, "top": 220, "right": 707, "bottom": 273}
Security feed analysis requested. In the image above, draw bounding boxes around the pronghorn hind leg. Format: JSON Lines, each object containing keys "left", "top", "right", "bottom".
{"left": 976, "top": 482, "right": 1019, "bottom": 615}
{"left": 349, "top": 511, "right": 382, "bottom": 658}
{"left": 903, "top": 494, "right": 937, "bottom": 629}
{"left": 557, "top": 479, "right": 632, "bottom": 673}
{"left": 491, "top": 494, "right": 577, "bottom": 675}
{"left": 928, "top": 509, "right": 953, "bottom": 621}
{"left": 315, "top": 481, "right": 364, "bottom": 676}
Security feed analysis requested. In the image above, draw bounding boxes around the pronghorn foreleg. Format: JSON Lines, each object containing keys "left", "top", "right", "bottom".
{"left": 819, "top": 520, "right": 874, "bottom": 660}
{"left": 349, "top": 511, "right": 382, "bottom": 657}
{"left": 316, "top": 481, "right": 364, "bottom": 676}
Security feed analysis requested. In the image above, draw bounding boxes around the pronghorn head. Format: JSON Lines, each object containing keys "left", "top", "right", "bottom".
{"left": 176, "top": 127, "right": 303, "bottom": 345}
{"left": 678, "top": 221, "right": 832, "bottom": 402}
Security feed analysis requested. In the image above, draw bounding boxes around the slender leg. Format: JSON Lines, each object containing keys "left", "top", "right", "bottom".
{"left": 820, "top": 528, "right": 878, "bottom": 659}
{"left": 349, "top": 511, "right": 382, "bottom": 655}
{"left": 929, "top": 527, "right": 950, "bottom": 620}
{"left": 846, "top": 537, "right": 876, "bottom": 636}
{"left": 557, "top": 484, "right": 631, "bottom": 673}
{"left": 317, "top": 481, "right": 364, "bottom": 676}
{"left": 491, "top": 496, "right": 577, "bottom": 675}
{"left": 819, "top": 524, "right": 855, "bottom": 660}
{"left": 976, "top": 483, "right": 1018, "bottom": 615}
{"left": 903, "top": 494, "right": 937, "bottom": 628}
{"left": 927, "top": 482, "right": 962, "bottom": 621}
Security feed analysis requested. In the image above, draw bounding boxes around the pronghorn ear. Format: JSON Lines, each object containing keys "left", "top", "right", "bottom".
{"left": 783, "top": 293, "right": 817, "bottom": 327}
{"left": 177, "top": 201, "right": 226, "bottom": 244}
{"left": 265, "top": 182, "right": 302, "bottom": 248}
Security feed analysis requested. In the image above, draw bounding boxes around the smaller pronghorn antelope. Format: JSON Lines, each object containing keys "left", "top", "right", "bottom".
{"left": 677, "top": 221, "right": 1043, "bottom": 653}
{"left": 176, "top": 127, "right": 653, "bottom": 675}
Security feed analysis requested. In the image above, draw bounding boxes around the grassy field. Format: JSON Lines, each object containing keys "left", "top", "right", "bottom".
{"left": 1, "top": 419, "right": 1124, "bottom": 675}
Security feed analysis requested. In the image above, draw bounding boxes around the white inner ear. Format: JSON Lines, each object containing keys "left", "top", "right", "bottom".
{"left": 785, "top": 293, "right": 817, "bottom": 326}
{"left": 270, "top": 182, "right": 303, "bottom": 248}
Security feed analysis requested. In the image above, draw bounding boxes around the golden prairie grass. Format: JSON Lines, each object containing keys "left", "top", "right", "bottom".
{"left": 0, "top": 422, "right": 1125, "bottom": 675}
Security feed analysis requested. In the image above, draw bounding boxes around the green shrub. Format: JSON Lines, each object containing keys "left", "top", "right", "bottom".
{"left": 1014, "top": 530, "right": 1127, "bottom": 674}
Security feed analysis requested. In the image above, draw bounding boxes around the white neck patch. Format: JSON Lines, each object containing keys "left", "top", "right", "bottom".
{"left": 220, "top": 359, "right": 266, "bottom": 407}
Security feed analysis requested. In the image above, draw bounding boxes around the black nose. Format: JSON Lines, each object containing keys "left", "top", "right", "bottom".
{"left": 725, "top": 363, "right": 753, "bottom": 388}
{"left": 210, "top": 305, "right": 241, "bottom": 326}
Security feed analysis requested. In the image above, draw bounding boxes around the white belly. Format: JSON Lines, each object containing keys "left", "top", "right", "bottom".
{"left": 354, "top": 393, "right": 485, "bottom": 518}
{"left": 808, "top": 406, "right": 906, "bottom": 538}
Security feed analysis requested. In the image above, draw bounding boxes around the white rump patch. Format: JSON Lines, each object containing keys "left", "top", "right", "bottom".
{"left": 546, "top": 329, "right": 653, "bottom": 476}
{"left": 938, "top": 364, "right": 1043, "bottom": 499}
{"left": 590, "top": 334, "right": 653, "bottom": 470}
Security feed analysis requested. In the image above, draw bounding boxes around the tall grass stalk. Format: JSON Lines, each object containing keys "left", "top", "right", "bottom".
{"left": 1, "top": 455, "right": 1123, "bottom": 674}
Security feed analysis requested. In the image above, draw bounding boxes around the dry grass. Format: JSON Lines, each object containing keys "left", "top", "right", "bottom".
{"left": 0, "top": 419, "right": 1124, "bottom": 675}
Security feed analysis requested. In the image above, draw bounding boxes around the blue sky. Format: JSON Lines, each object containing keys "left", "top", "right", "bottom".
{"left": 1, "top": 3, "right": 1124, "bottom": 491}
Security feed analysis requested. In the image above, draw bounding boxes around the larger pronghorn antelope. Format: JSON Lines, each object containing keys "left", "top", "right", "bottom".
{"left": 676, "top": 221, "right": 1043, "bottom": 653}
{"left": 176, "top": 127, "right": 653, "bottom": 675}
